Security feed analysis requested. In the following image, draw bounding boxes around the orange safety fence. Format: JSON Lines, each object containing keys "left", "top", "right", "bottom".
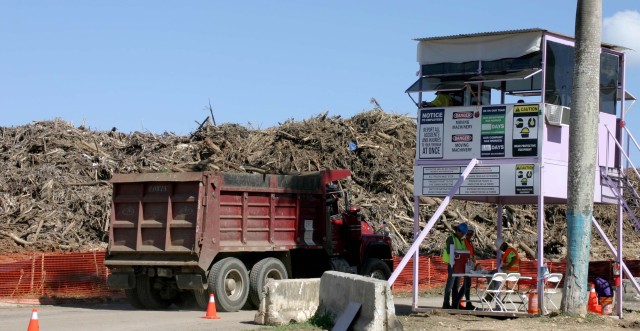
{"left": 0, "top": 251, "right": 118, "bottom": 300}
{"left": 0, "top": 251, "right": 638, "bottom": 300}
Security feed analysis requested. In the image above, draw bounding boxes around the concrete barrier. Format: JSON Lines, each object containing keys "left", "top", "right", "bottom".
{"left": 254, "top": 278, "right": 320, "bottom": 326}
{"left": 318, "top": 271, "right": 403, "bottom": 331}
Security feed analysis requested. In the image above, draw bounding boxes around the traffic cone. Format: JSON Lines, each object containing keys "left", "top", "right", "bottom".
{"left": 27, "top": 308, "right": 39, "bottom": 331}
{"left": 588, "top": 284, "right": 598, "bottom": 313}
{"left": 201, "top": 293, "right": 221, "bottom": 319}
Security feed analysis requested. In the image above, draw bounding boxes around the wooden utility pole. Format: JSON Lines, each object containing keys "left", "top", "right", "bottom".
{"left": 562, "top": 0, "right": 602, "bottom": 314}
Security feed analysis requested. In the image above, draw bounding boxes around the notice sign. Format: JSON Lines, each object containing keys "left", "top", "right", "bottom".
{"left": 417, "top": 166, "right": 500, "bottom": 196}
{"left": 418, "top": 109, "right": 445, "bottom": 159}
{"left": 512, "top": 104, "right": 539, "bottom": 157}
{"left": 480, "top": 106, "right": 506, "bottom": 157}
{"left": 515, "top": 164, "right": 535, "bottom": 194}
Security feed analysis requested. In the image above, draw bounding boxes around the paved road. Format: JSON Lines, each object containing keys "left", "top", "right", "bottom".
{"left": 1, "top": 303, "right": 263, "bottom": 331}
{"left": 1, "top": 292, "right": 632, "bottom": 331}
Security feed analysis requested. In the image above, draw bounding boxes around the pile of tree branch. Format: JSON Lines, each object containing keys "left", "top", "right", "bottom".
{"left": 0, "top": 106, "right": 634, "bottom": 259}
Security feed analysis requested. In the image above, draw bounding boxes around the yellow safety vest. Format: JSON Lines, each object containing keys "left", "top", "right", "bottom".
{"left": 442, "top": 234, "right": 466, "bottom": 264}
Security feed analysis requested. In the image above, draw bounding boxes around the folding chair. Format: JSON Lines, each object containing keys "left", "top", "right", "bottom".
{"left": 497, "top": 273, "right": 521, "bottom": 312}
{"left": 543, "top": 273, "right": 563, "bottom": 314}
{"left": 477, "top": 272, "right": 507, "bottom": 312}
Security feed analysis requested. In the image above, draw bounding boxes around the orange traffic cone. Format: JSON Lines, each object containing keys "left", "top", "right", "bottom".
{"left": 27, "top": 308, "right": 39, "bottom": 331}
{"left": 201, "top": 293, "right": 221, "bottom": 319}
{"left": 588, "top": 284, "right": 598, "bottom": 313}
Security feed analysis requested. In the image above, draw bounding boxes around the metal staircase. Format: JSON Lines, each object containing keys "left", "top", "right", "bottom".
{"left": 600, "top": 124, "right": 640, "bottom": 233}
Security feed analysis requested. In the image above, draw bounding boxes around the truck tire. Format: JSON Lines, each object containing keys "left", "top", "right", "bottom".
{"left": 192, "top": 289, "right": 209, "bottom": 310}
{"left": 135, "top": 274, "right": 172, "bottom": 309}
{"left": 361, "top": 258, "right": 392, "bottom": 280}
{"left": 208, "top": 257, "right": 249, "bottom": 312}
{"left": 248, "top": 258, "right": 288, "bottom": 307}
{"left": 173, "top": 290, "right": 200, "bottom": 309}
{"left": 124, "top": 288, "right": 145, "bottom": 309}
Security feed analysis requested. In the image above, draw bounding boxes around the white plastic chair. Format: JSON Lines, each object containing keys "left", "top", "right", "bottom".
{"left": 477, "top": 272, "right": 507, "bottom": 311}
{"left": 543, "top": 273, "right": 563, "bottom": 314}
{"left": 498, "top": 273, "right": 521, "bottom": 312}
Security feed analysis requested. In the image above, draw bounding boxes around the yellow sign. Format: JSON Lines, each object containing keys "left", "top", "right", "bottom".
{"left": 516, "top": 164, "right": 534, "bottom": 171}
{"left": 514, "top": 104, "right": 539, "bottom": 114}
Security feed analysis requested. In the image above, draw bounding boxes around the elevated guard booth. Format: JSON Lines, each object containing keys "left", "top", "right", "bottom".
{"left": 388, "top": 29, "right": 640, "bottom": 316}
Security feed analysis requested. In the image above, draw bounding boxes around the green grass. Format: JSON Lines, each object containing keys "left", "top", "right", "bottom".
{"left": 256, "top": 312, "right": 334, "bottom": 331}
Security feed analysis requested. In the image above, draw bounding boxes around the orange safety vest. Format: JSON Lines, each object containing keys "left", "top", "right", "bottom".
{"left": 501, "top": 246, "right": 520, "bottom": 272}
{"left": 463, "top": 238, "right": 475, "bottom": 260}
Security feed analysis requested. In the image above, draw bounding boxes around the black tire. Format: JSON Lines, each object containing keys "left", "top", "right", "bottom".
{"left": 193, "top": 288, "right": 209, "bottom": 310}
{"left": 249, "top": 258, "right": 288, "bottom": 307}
{"left": 173, "top": 290, "right": 199, "bottom": 309}
{"left": 208, "top": 257, "right": 249, "bottom": 312}
{"left": 361, "top": 258, "right": 392, "bottom": 280}
{"left": 124, "top": 288, "right": 145, "bottom": 309}
{"left": 135, "top": 274, "right": 172, "bottom": 309}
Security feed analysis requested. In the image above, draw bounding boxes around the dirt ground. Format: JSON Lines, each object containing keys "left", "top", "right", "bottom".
{"left": 396, "top": 311, "right": 640, "bottom": 331}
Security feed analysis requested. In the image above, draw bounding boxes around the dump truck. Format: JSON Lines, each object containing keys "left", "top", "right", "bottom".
{"left": 105, "top": 169, "right": 393, "bottom": 311}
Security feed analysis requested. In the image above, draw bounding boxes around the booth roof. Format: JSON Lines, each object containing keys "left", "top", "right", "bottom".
{"left": 415, "top": 28, "right": 627, "bottom": 65}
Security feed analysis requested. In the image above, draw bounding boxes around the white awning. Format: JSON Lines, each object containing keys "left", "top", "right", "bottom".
{"left": 417, "top": 31, "right": 543, "bottom": 65}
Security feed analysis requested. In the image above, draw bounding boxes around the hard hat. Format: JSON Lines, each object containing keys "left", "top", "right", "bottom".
{"left": 495, "top": 238, "right": 504, "bottom": 247}
{"left": 455, "top": 223, "right": 468, "bottom": 235}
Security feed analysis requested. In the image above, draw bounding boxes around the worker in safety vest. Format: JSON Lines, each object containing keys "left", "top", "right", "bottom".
{"left": 458, "top": 226, "right": 480, "bottom": 310}
{"left": 422, "top": 91, "right": 454, "bottom": 108}
{"left": 442, "top": 223, "right": 467, "bottom": 309}
{"left": 497, "top": 239, "right": 520, "bottom": 273}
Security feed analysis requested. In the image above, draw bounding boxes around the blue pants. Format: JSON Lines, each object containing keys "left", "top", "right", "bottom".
{"left": 443, "top": 264, "right": 460, "bottom": 307}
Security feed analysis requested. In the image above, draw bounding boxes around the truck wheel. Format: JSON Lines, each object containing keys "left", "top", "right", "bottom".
{"left": 361, "top": 258, "right": 392, "bottom": 280}
{"left": 249, "top": 258, "right": 288, "bottom": 307}
{"left": 173, "top": 290, "right": 199, "bottom": 309}
{"left": 193, "top": 289, "right": 209, "bottom": 309}
{"left": 135, "top": 274, "right": 172, "bottom": 309}
{"left": 208, "top": 258, "right": 249, "bottom": 312}
{"left": 125, "top": 288, "right": 145, "bottom": 309}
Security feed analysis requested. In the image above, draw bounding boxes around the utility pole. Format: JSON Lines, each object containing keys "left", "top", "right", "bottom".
{"left": 562, "top": 0, "right": 602, "bottom": 314}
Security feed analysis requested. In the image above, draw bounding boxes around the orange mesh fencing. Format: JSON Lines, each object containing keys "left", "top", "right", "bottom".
{"left": 0, "top": 251, "right": 118, "bottom": 300}
{"left": 0, "top": 251, "right": 636, "bottom": 300}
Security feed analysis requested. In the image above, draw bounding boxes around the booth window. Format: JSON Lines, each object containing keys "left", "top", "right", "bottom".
{"left": 545, "top": 40, "right": 621, "bottom": 115}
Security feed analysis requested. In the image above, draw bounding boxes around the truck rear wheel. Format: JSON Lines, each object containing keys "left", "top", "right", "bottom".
{"left": 361, "top": 258, "right": 392, "bottom": 280}
{"left": 135, "top": 274, "right": 172, "bottom": 309}
{"left": 124, "top": 288, "right": 145, "bottom": 309}
{"left": 192, "top": 289, "right": 209, "bottom": 309}
{"left": 249, "top": 258, "right": 288, "bottom": 307}
{"left": 208, "top": 257, "right": 249, "bottom": 312}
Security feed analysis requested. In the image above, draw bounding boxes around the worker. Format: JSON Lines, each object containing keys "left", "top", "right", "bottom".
{"left": 498, "top": 239, "right": 520, "bottom": 273}
{"left": 484, "top": 238, "right": 521, "bottom": 306}
{"left": 594, "top": 277, "right": 614, "bottom": 308}
{"left": 442, "top": 223, "right": 468, "bottom": 309}
{"left": 456, "top": 226, "right": 479, "bottom": 310}
{"left": 422, "top": 91, "right": 454, "bottom": 108}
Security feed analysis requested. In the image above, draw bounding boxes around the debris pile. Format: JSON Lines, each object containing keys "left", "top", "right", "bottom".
{"left": 0, "top": 106, "right": 634, "bottom": 259}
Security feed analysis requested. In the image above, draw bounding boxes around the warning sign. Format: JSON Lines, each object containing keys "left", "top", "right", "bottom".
{"left": 418, "top": 109, "right": 445, "bottom": 159}
{"left": 512, "top": 104, "right": 539, "bottom": 157}
{"left": 515, "top": 164, "right": 535, "bottom": 194}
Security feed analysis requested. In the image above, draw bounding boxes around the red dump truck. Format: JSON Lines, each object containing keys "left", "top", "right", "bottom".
{"left": 105, "top": 170, "right": 393, "bottom": 311}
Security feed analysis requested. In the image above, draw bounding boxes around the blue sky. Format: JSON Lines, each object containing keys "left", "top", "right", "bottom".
{"left": 1, "top": 1, "right": 639, "bottom": 139}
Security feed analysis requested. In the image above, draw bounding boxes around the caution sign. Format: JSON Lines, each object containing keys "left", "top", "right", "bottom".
{"left": 512, "top": 104, "right": 539, "bottom": 157}
{"left": 418, "top": 109, "right": 445, "bottom": 159}
{"left": 515, "top": 164, "right": 534, "bottom": 194}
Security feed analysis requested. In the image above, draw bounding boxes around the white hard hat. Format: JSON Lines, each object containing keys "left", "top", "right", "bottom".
{"left": 495, "top": 238, "right": 504, "bottom": 247}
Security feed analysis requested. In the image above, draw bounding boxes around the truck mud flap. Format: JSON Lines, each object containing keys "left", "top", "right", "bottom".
{"left": 176, "top": 274, "right": 206, "bottom": 290}
{"left": 107, "top": 272, "right": 136, "bottom": 290}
